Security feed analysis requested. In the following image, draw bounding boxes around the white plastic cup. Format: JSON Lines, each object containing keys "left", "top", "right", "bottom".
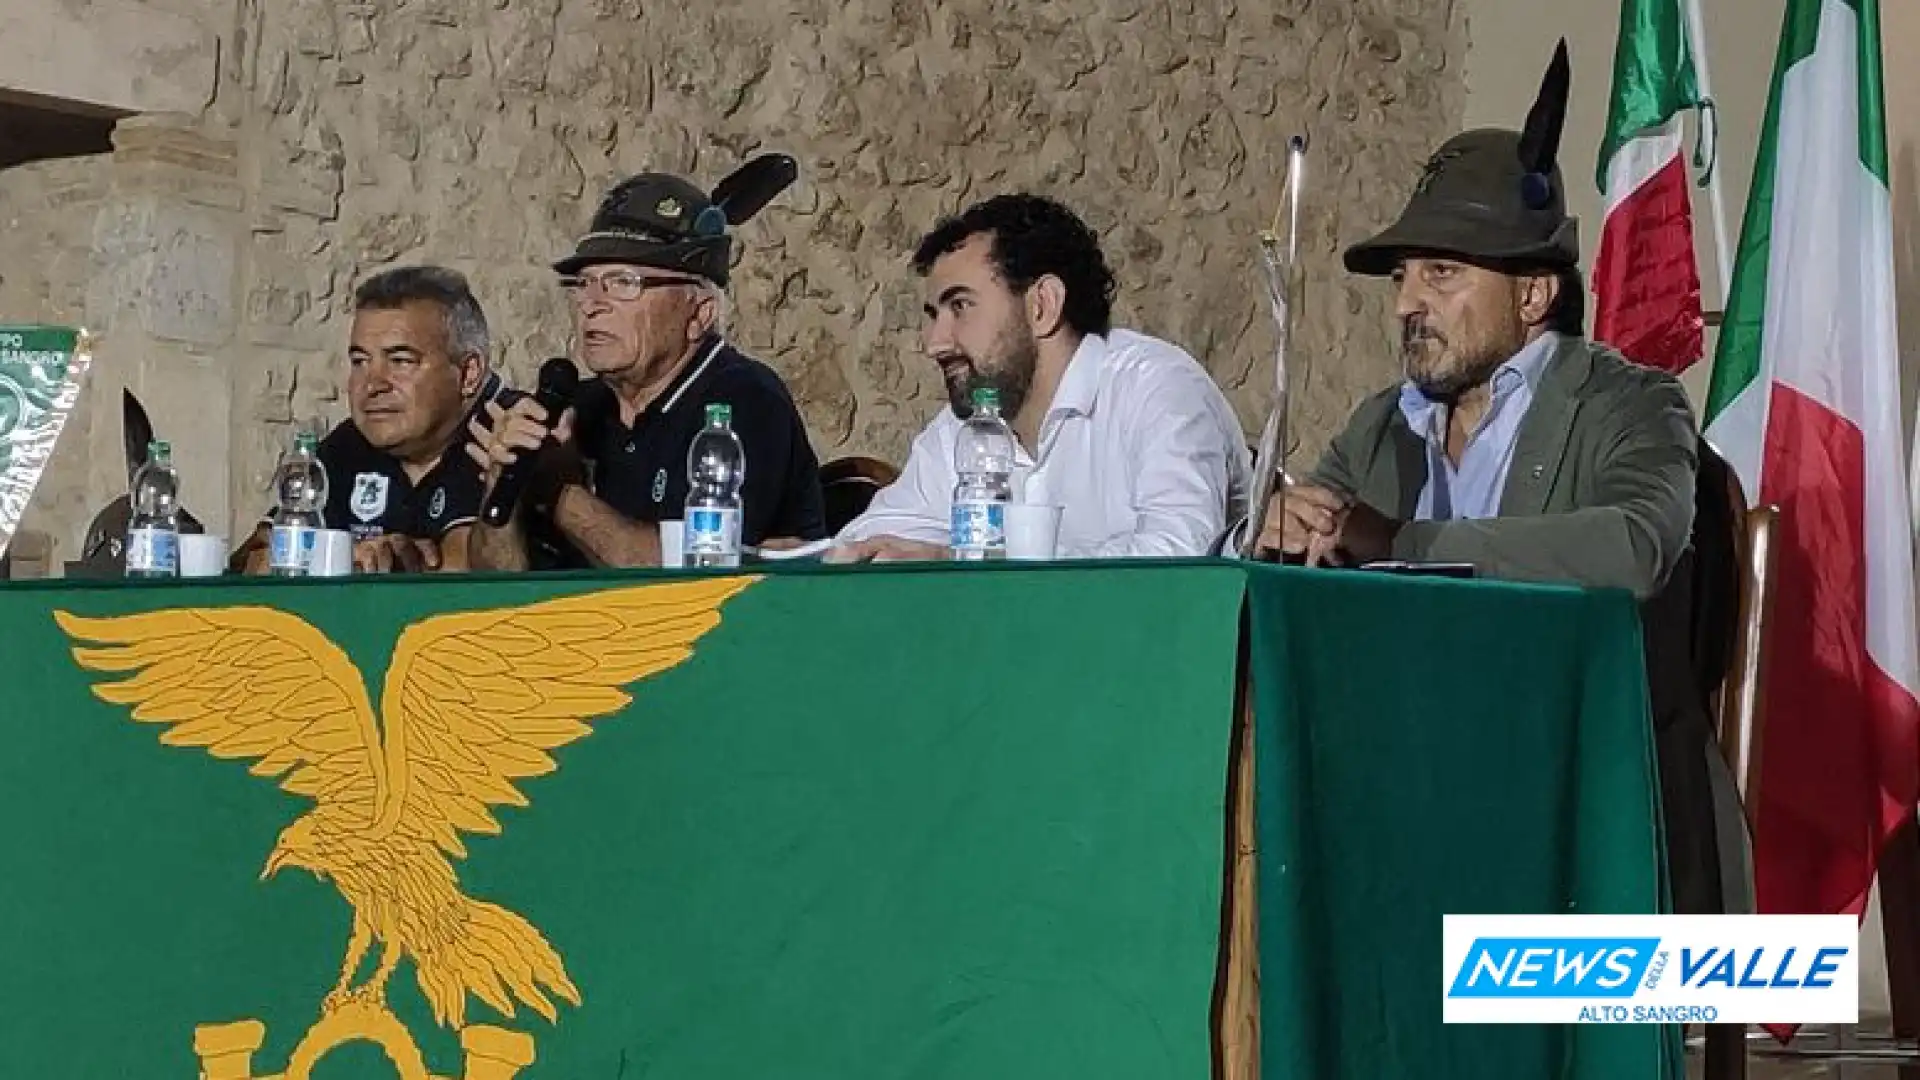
{"left": 1005, "top": 503, "right": 1063, "bottom": 561}
{"left": 178, "top": 534, "right": 227, "bottom": 578}
{"left": 309, "top": 529, "right": 355, "bottom": 577}
{"left": 659, "top": 520, "right": 684, "bottom": 568}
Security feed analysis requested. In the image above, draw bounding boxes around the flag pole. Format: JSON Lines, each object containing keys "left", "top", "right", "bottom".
{"left": 1911, "top": 381, "right": 1920, "bottom": 542}
{"left": 1681, "top": 0, "right": 1735, "bottom": 309}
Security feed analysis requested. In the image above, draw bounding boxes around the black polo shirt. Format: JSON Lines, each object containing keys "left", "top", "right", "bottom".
{"left": 555, "top": 337, "right": 825, "bottom": 559}
{"left": 269, "top": 374, "right": 520, "bottom": 542}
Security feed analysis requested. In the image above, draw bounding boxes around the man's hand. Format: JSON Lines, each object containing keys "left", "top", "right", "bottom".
{"left": 824, "top": 536, "right": 951, "bottom": 563}
{"left": 1255, "top": 483, "right": 1348, "bottom": 564}
{"left": 353, "top": 534, "right": 441, "bottom": 574}
{"left": 1254, "top": 484, "right": 1400, "bottom": 566}
{"left": 466, "top": 399, "right": 577, "bottom": 497}
{"left": 1330, "top": 501, "right": 1400, "bottom": 565}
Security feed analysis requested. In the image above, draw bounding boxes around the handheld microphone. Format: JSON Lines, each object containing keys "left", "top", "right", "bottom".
{"left": 480, "top": 357, "right": 580, "bottom": 527}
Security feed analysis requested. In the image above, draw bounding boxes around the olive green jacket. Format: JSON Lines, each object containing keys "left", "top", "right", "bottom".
{"left": 1274, "top": 335, "right": 1700, "bottom": 599}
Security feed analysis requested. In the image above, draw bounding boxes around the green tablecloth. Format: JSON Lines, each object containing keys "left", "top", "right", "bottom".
{"left": 0, "top": 559, "right": 1678, "bottom": 1078}
{"left": 1247, "top": 562, "right": 1683, "bottom": 1079}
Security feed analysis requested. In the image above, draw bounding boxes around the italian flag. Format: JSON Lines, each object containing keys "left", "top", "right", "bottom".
{"left": 1704, "top": 0, "right": 1919, "bottom": 927}
{"left": 1594, "top": 0, "right": 1706, "bottom": 372}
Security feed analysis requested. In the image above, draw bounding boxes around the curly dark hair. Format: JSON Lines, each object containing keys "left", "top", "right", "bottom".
{"left": 911, "top": 194, "right": 1117, "bottom": 337}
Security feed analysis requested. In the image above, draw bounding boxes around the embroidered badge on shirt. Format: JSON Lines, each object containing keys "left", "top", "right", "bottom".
{"left": 350, "top": 473, "right": 390, "bottom": 523}
{"left": 651, "top": 468, "right": 668, "bottom": 504}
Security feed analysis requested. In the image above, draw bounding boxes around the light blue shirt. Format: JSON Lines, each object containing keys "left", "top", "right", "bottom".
{"left": 1396, "top": 332, "right": 1561, "bottom": 521}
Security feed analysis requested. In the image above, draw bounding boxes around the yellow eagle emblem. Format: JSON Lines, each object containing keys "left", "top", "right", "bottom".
{"left": 51, "top": 577, "right": 756, "bottom": 1039}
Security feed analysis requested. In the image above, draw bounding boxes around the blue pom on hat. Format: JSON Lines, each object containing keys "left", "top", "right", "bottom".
{"left": 693, "top": 205, "right": 728, "bottom": 238}
{"left": 1520, "top": 171, "right": 1554, "bottom": 211}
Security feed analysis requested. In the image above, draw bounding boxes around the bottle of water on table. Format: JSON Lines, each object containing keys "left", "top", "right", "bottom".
{"left": 268, "top": 431, "right": 328, "bottom": 577}
{"left": 684, "top": 403, "right": 745, "bottom": 568}
{"left": 951, "top": 386, "right": 1013, "bottom": 561}
{"left": 125, "top": 440, "right": 180, "bottom": 578}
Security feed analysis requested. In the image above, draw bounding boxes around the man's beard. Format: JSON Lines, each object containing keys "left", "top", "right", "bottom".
{"left": 943, "top": 318, "right": 1039, "bottom": 419}
{"left": 1401, "top": 317, "right": 1515, "bottom": 403}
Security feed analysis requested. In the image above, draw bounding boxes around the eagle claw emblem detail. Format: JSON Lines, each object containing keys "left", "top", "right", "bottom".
{"left": 54, "top": 577, "right": 757, "bottom": 1034}
{"left": 323, "top": 984, "right": 385, "bottom": 1015}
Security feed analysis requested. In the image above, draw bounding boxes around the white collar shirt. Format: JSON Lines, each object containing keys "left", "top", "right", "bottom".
{"left": 838, "top": 329, "right": 1251, "bottom": 558}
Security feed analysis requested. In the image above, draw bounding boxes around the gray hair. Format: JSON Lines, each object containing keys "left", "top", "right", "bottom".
{"left": 352, "top": 265, "right": 492, "bottom": 364}
{"left": 700, "top": 280, "right": 730, "bottom": 337}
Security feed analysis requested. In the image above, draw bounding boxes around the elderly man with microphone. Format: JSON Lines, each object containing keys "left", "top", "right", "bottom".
{"left": 468, "top": 160, "right": 827, "bottom": 570}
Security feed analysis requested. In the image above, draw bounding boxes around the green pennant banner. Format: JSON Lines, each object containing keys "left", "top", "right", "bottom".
{"left": 0, "top": 325, "right": 92, "bottom": 558}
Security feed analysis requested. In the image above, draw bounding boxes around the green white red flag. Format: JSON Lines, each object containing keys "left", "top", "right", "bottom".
{"left": 1703, "top": 0, "right": 1919, "bottom": 933}
{"left": 1595, "top": 0, "right": 1707, "bottom": 372}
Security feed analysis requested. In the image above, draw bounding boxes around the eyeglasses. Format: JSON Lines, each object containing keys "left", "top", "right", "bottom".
{"left": 559, "top": 270, "right": 706, "bottom": 302}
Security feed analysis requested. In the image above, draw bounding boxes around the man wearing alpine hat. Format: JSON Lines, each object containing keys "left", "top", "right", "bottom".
{"left": 1229, "top": 43, "right": 1746, "bottom": 916}
{"left": 469, "top": 157, "right": 826, "bottom": 569}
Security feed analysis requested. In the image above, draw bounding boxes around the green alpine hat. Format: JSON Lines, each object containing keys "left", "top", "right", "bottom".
{"left": 553, "top": 154, "right": 800, "bottom": 287}
{"left": 1344, "top": 40, "right": 1578, "bottom": 276}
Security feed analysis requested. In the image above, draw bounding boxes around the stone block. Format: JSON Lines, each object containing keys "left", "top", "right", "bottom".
{"left": 109, "top": 116, "right": 237, "bottom": 177}
{"left": 490, "top": 1, "right": 560, "bottom": 92}
{"left": 0, "top": 0, "right": 217, "bottom": 116}
{"left": 88, "top": 199, "right": 238, "bottom": 348}
{"left": 776, "top": 322, "right": 858, "bottom": 447}
{"left": 349, "top": 212, "right": 428, "bottom": 264}
{"left": 258, "top": 144, "right": 344, "bottom": 221}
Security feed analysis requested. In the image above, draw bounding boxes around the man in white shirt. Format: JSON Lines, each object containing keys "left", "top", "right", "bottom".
{"left": 830, "top": 194, "right": 1250, "bottom": 561}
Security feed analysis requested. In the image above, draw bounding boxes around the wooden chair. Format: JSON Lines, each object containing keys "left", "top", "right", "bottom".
{"left": 1713, "top": 492, "right": 1777, "bottom": 822}
{"left": 1700, "top": 450, "right": 1781, "bottom": 1080}
{"left": 820, "top": 455, "right": 899, "bottom": 536}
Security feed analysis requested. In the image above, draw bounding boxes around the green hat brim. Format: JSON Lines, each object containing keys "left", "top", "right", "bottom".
{"left": 552, "top": 233, "right": 730, "bottom": 286}
{"left": 1344, "top": 202, "right": 1579, "bottom": 277}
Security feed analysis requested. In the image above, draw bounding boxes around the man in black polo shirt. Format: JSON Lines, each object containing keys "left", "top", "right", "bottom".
{"left": 239, "top": 265, "right": 516, "bottom": 573}
{"left": 467, "top": 168, "right": 825, "bottom": 569}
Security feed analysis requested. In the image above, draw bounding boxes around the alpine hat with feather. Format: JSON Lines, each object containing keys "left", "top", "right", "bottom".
{"left": 553, "top": 154, "right": 800, "bottom": 287}
{"left": 1344, "top": 40, "right": 1577, "bottom": 276}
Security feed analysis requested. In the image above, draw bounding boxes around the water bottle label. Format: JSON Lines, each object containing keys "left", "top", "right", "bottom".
{"left": 269, "top": 525, "right": 318, "bottom": 572}
{"left": 125, "top": 528, "right": 178, "bottom": 574}
{"left": 950, "top": 500, "right": 1006, "bottom": 553}
{"left": 684, "top": 507, "right": 741, "bottom": 557}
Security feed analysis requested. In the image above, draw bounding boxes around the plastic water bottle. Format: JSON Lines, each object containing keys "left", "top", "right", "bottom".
{"left": 125, "top": 440, "right": 180, "bottom": 578}
{"left": 683, "top": 403, "right": 745, "bottom": 568}
{"left": 950, "top": 386, "right": 1014, "bottom": 561}
{"left": 268, "top": 431, "right": 328, "bottom": 576}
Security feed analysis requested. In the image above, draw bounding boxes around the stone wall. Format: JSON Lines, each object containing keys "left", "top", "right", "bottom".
{"left": 0, "top": 0, "right": 1466, "bottom": 557}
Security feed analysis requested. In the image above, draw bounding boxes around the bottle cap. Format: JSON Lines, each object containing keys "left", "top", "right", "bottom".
{"left": 295, "top": 431, "right": 319, "bottom": 451}
{"left": 149, "top": 440, "right": 170, "bottom": 460}
{"left": 970, "top": 386, "right": 1000, "bottom": 410}
{"left": 705, "top": 402, "right": 732, "bottom": 426}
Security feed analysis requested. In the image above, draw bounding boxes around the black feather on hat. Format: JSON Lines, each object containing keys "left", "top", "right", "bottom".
{"left": 1342, "top": 39, "right": 1579, "bottom": 276}
{"left": 1518, "top": 40, "right": 1572, "bottom": 211}
{"left": 553, "top": 154, "right": 799, "bottom": 286}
